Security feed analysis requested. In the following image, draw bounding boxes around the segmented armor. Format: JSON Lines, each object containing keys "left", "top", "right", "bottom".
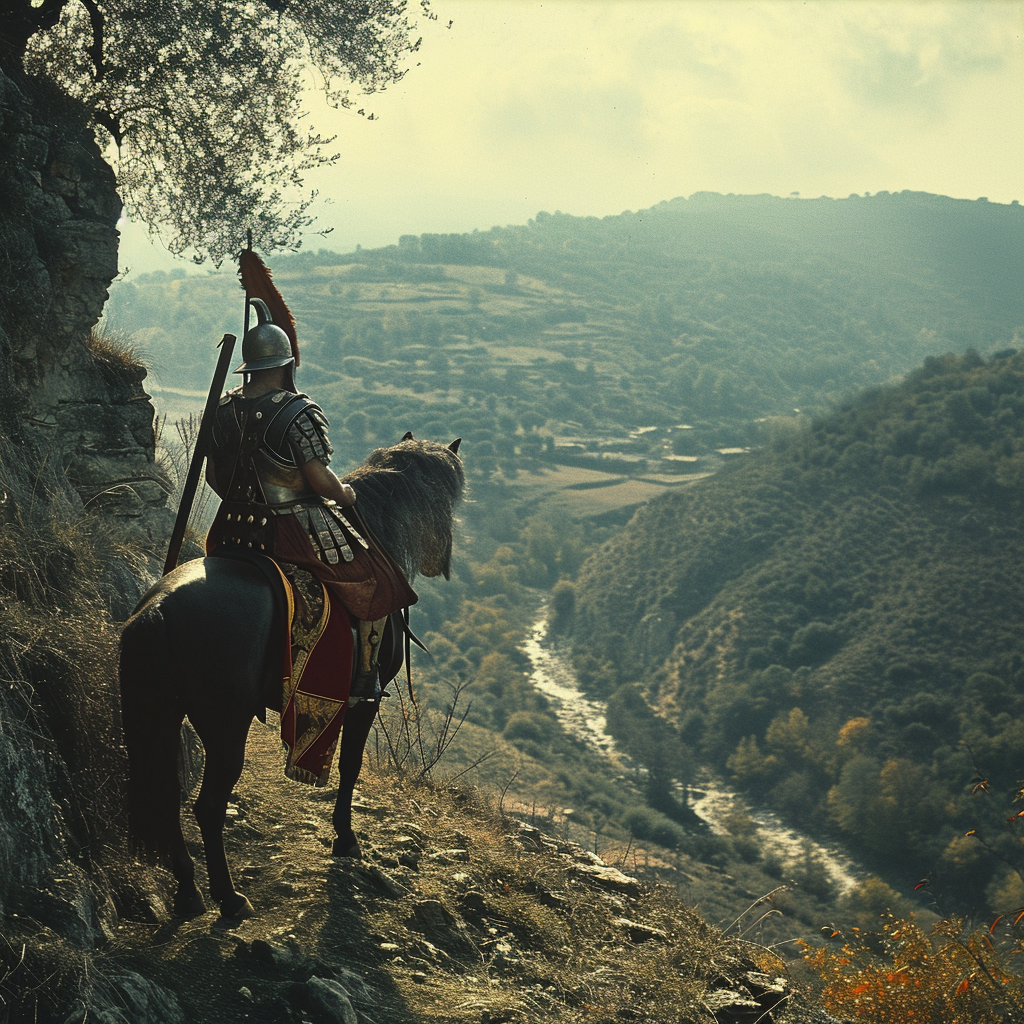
{"left": 207, "top": 387, "right": 362, "bottom": 566}
{"left": 210, "top": 387, "right": 332, "bottom": 505}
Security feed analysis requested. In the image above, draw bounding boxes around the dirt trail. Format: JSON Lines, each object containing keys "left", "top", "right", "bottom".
{"left": 114, "top": 719, "right": 430, "bottom": 1022}
{"left": 103, "top": 717, "right": 808, "bottom": 1024}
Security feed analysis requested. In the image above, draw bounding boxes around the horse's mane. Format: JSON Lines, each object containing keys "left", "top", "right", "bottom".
{"left": 342, "top": 438, "right": 465, "bottom": 580}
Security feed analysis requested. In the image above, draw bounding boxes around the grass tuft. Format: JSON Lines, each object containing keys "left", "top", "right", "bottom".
{"left": 85, "top": 326, "right": 147, "bottom": 389}
{"left": 0, "top": 436, "right": 146, "bottom": 1020}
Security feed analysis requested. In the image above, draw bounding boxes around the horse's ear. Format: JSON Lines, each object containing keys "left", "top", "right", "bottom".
{"left": 402, "top": 431, "right": 414, "bottom": 441}
{"left": 448, "top": 438, "right": 461, "bottom": 454}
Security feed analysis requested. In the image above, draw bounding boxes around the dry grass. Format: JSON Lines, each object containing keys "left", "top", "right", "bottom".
{"left": 540, "top": 477, "right": 679, "bottom": 516}
{"left": 153, "top": 412, "right": 218, "bottom": 545}
{"left": 0, "top": 438, "right": 151, "bottom": 1021}
{"left": 512, "top": 466, "right": 628, "bottom": 493}
{"left": 85, "top": 325, "right": 147, "bottom": 388}
{"left": 342, "top": 771, "right": 796, "bottom": 1024}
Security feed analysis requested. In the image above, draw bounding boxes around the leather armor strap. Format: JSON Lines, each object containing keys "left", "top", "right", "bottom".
{"left": 223, "top": 391, "right": 321, "bottom": 502}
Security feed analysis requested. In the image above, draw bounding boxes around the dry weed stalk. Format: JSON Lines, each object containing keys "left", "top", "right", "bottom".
{"left": 154, "top": 412, "right": 217, "bottom": 542}
{"left": 370, "top": 678, "right": 482, "bottom": 781}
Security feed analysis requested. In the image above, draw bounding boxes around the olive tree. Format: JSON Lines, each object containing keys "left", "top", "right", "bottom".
{"left": 3, "top": 0, "right": 430, "bottom": 261}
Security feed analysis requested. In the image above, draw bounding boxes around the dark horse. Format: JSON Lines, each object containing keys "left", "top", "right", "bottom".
{"left": 120, "top": 437, "right": 464, "bottom": 920}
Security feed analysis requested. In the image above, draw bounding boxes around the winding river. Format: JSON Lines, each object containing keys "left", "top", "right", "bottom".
{"left": 521, "top": 611, "right": 863, "bottom": 894}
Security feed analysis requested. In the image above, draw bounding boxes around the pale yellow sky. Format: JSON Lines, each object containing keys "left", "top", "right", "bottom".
{"left": 120, "top": 0, "right": 1024, "bottom": 272}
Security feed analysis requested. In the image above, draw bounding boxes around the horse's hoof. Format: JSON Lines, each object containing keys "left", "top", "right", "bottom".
{"left": 173, "top": 889, "right": 207, "bottom": 919}
{"left": 332, "top": 835, "right": 362, "bottom": 859}
{"left": 219, "top": 893, "right": 255, "bottom": 921}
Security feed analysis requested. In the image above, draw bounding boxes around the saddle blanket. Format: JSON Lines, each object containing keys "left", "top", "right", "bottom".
{"left": 273, "top": 563, "right": 354, "bottom": 787}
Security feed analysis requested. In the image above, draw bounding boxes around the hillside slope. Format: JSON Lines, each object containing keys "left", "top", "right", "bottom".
{"left": 567, "top": 350, "right": 1024, "bottom": 912}
{"left": 3, "top": 709, "right": 829, "bottom": 1024}
{"left": 108, "top": 191, "right": 1023, "bottom": 483}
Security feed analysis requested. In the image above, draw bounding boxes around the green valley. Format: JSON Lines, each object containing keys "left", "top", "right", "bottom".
{"left": 568, "top": 349, "right": 1024, "bottom": 914}
{"left": 106, "top": 190, "right": 1024, "bottom": 923}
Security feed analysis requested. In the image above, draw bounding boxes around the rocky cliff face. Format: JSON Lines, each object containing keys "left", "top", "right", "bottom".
{"left": 0, "top": 64, "right": 175, "bottom": 1008}
{"left": 0, "top": 68, "right": 171, "bottom": 549}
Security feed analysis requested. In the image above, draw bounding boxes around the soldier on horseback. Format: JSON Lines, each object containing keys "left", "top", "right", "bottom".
{"left": 204, "top": 298, "right": 414, "bottom": 704}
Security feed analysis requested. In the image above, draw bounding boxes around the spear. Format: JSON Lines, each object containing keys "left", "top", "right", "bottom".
{"left": 162, "top": 331, "right": 237, "bottom": 575}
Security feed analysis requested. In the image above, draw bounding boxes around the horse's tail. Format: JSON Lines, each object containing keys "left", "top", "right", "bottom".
{"left": 119, "top": 604, "right": 183, "bottom": 860}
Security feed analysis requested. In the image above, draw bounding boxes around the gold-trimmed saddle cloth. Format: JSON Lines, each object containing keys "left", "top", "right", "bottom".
{"left": 270, "top": 562, "right": 354, "bottom": 787}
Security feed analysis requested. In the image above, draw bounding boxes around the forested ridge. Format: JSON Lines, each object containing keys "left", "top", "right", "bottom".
{"left": 109, "top": 190, "right": 1023, "bottom": 471}
{"left": 568, "top": 349, "right": 1024, "bottom": 913}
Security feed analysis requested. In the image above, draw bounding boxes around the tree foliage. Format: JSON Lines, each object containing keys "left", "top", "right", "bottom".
{"left": 8, "top": 0, "right": 428, "bottom": 260}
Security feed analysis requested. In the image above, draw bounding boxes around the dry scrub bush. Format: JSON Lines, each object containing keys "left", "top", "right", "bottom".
{"left": 805, "top": 912, "right": 1024, "bottom": 1023}
{"left": 369, "top": 679, "right": 475, "bottom": 781}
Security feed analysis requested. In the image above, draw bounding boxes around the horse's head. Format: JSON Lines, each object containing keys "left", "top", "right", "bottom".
{"left": 343, "top": 437, "right": 464, "bottom": 581}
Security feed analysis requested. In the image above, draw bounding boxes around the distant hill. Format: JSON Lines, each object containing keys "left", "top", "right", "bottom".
{"left": 566, "top": 349, "right": 1024, "bottom": 912}
{"left": 107, "top": 191, "right": 1023, "bottom": 485}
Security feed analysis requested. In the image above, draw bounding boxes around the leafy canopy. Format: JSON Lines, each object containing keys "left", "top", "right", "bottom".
{"left": 14, "top": 0, "right": 429, "bottom": 262}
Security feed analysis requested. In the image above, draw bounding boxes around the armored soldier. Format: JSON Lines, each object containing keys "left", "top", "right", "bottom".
{"left": 205, "top": 299, "right": 414, "bottom": 701}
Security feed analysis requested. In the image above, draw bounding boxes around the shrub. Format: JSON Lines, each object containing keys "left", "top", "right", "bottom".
{"left": 805, "top": 913, "right": 1024, "bottom": 1023}
{"left": 621, "top": 806, "right": 686, "bottom": 849}
{"left": 503, "top": 711, "right": 556, "bottom": 746}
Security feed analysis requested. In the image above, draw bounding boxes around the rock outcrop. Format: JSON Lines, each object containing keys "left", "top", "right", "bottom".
{"left": 0, "top": 63, "right": 175, "bottom": 1015}
{"left": 0, "top": 67, "right": 171, "bottom": 547}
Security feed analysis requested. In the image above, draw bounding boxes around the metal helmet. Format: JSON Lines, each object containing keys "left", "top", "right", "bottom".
{"left": 233, "top": 299, "right": 295, "bottom": 374}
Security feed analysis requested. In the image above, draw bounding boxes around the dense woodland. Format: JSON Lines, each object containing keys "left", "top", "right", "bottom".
{"left": 106, "top": 191, "right": 1024, "bottom": 922}
{"left": 569, "top": 350, "right": 1024, "bottom": 914}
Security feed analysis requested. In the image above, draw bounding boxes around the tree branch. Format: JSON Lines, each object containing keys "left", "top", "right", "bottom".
{"left": 0, "top": 0, "right": 67, "bottom": 73}
{"left": 94, "top": 108, "right": 124, "bottom": 147}
{"left": 77, "top": 0, "right": 106, "bottom": 80}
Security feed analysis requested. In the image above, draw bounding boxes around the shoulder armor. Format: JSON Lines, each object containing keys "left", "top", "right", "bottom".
{"left": 261, "top": 393, "right": 331, "bottom": 466}
{"left": 286, "top": 404, "right": 333, "bottom": 465}
{"left": 211, "top": 388, "right": 244, "bottom": 449}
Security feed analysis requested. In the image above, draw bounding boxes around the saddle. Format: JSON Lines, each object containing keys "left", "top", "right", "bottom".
{"left": 209, "top": 549, "right": 409, "bottom": 699}
{"left": 208, "top": 549, "right": 416, "bottom": 786}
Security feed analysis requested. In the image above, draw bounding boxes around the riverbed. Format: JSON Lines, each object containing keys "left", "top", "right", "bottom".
{"left": 521, "top": 610, "right": 863, "bottom": 894}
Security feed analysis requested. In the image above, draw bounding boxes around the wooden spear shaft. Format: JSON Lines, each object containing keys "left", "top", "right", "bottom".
{"left": 162, "top": 332, "right": 237, "bottom": 576}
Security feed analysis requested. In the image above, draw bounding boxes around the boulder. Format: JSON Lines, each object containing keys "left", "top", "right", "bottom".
{"left": 407, "top": 898, "right": 480, "bottom": 961}
{"left": 302, "top": 977, "right": 358, "bottom": 1024}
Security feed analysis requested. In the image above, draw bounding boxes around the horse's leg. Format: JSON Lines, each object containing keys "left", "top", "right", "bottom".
{"left": 332, "top": 699, "right": 379, "bottom": 858}
{"left": 140, "top": 716, "right": 206, "bottom": 918}
{"left": 120, "top": 619, "right": 206, "bottom": 918}
{"left": 162, "top": 725, "right": 206, "bottom": 919}
{"left": 191, "top": 717, "right": 254, "bottom": 920}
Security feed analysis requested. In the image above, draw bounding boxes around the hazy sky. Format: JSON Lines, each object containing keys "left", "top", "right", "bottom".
{"left": 119, "top": 0, "right": 1024, "bottom": 274}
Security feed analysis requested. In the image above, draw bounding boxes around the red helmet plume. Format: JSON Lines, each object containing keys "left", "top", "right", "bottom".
{"left": 238, "top": 249, "right": 299, "bottom": 367}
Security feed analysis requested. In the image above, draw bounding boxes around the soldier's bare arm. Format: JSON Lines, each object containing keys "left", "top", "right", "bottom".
{"left": 302, "top": 457, "right": 356, "bottom": 506}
